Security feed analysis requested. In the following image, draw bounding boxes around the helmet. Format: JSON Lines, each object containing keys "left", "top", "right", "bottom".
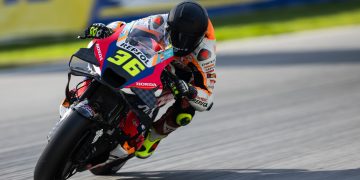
{"left": 167, "top": 1, "right": 209, "bottom": 56}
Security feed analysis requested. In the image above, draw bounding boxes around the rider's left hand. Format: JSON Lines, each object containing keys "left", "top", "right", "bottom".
{"left": 81, "top": 23, "right": 114, "bottom": 39}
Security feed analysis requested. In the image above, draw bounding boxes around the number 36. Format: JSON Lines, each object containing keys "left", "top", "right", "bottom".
{"left": 107, "top": 50, "right": 145, "bottom": 77}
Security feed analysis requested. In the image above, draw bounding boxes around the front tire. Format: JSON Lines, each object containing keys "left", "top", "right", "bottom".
{"left": 34, "top": 110, "right": 93, "bottom": 180}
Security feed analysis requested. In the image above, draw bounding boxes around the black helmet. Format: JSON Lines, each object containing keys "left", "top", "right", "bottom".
{"left": 167, "top": 1, "right": 209, "bottom": 56}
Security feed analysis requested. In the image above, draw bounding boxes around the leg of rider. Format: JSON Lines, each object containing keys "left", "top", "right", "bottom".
{"left": 153, "top": 98, "right": 195, "bottom": 135}
{"left": 153, "top": 65, "right": 195, "bottom": 134}
{"left": 135, "top": 98, "right": 195, "bottom": 159}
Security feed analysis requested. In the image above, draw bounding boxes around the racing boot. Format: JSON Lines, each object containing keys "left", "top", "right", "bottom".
{"left": 134, "top": 104, "right": 179, "bottom": 159}
{"left": 134, "top": 127, "right": 167, "bottom": 159}
{"left": 135, "top": 100, "right": 195, "bottom": 159}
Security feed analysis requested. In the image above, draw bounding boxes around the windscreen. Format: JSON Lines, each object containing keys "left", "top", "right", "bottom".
{"left": 121, "top": 26, "right": 163, "bottom": 67}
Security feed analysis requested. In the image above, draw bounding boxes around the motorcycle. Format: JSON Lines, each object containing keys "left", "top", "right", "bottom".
{"left": 34, "top": 22, "right": 180, "bottom": 180}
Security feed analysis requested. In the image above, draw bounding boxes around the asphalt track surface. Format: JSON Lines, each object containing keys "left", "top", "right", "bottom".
{"left": 1, "top": 26, "right": 360, "bottom": 180}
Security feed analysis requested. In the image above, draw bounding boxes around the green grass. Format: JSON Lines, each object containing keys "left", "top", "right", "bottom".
{"left": 1, "top": 0, "right": 360, "bottom": 67}
{"left": 0, "top": 40, "right": 88, "bottom": 68}
{"left": 212, "top": 0, "right": 360, "bottom": 40}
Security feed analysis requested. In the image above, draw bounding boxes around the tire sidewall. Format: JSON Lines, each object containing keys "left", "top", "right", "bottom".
{"left": 34, "top": 110, "right": 93, "bottom": 180}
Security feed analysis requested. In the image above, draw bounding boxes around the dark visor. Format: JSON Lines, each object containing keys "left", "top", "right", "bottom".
{"left": 169, "top": 30, "right": 204, "bottom": 54}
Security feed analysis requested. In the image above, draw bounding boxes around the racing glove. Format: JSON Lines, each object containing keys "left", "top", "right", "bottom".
{"left": 170, "top": 79, "right": 198, "bottom": 100}
{"left": 82, "top": 23, "right": 114, "bottom": 39}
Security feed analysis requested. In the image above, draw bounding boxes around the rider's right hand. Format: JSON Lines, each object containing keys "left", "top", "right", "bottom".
{"left": 82, "top": 23, "right": 114, "bottom": 39}
{"left": 170, "top": 79, "right": 198, "bottom": 100}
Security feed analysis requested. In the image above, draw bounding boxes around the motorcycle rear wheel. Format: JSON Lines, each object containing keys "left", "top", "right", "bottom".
{"left": 34, "top": 110, "right": 93, "bottom": 180}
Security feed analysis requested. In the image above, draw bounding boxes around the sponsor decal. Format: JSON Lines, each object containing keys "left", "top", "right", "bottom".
{"left": 207, "top": 73, "right": 217, "bottom": 79}
{"left": 196, "top": 96, "right": 208, "bottom": 102}
{"left": 83, "top": 105, "right": 95, "bottom": 115}
{"left": 208, "top": 80, "right": 216, "bottom": 89}
{"left": 205, "top": 66, "right": 215, "bottom": 72}
{"left": 193, "top": 98, "right": 208, "bottom": 108}
{"left": 152, "top": 15, "right": 164, "bottom": 29}
{"left": 160, "top": 53, "right": 165, "bottom": 60}
{"left": 206, "top": 68, "right": 214, "bottom": 72}
{"left": 119, "top": 42, "right": 149, "bottom": 64}
{"left": 197, "top": 49, "right": 211, "bottom": 61}
{"left": 95, "top": 43, "right": 104, "bottom": 62}
{"left": 173, "top": 46, "right": 189, "bottom": 54}
{"left": 135, "top": 82, "right": 157, "bottom": 88}
{"left": 91, "top": 129, "right": 103, "bottom": 144}
{"left": 201, "top": 59, "right": 215, "bottom": 67}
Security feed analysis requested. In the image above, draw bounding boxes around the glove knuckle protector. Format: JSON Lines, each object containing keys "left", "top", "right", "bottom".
{"left": 84, "top": 23, "right": 113, "bottom": 39}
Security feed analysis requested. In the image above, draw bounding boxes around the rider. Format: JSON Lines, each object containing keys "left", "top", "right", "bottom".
{"left": 64, "top": 1, "right": 216, "bottom": 159}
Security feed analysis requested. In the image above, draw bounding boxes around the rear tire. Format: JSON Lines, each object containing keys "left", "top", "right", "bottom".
{"left": 34, "top": 110, "right": 93, "bottom": 180}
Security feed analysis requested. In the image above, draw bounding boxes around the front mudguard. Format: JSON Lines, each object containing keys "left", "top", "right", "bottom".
{"left": 73, "top": 99, "right": 96, "bottom": 120}
{"left": 48, "top": 99, "right": 96, "bottom": 142}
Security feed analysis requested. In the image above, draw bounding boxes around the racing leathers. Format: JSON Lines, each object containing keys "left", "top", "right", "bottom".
{"left": 61, "top": 14, "right": 216, "bottom": 159}
{"left": 117, "top": 14, "right": 217, "bottom": 158}
{"left": 106, "top": 14, "right": 216, "bottom": 111}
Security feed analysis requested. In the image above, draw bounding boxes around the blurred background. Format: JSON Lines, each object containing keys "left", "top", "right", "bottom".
{"left": 1, "top": 0, "right": 360, "bottom": 179}
{"left": 0, "top": 0, "right": 359, "bottom": 67}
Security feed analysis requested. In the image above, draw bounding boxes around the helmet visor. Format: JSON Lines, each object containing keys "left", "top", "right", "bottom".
{"left": 169, "top": 29, "right": 204, "bottom": 56}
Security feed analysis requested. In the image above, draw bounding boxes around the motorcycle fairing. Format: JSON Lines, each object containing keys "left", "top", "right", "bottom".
{"left": 93, "top": 26, "right": 123, "bottom": 70}
{"left": 93, "top": 22, "right": 174, "bottom": 91}
{"left": 124, "top": 48, "right": 174, "bottom": 90}
{"left": 73, "top": 46, "right": 100, "bottom": 67}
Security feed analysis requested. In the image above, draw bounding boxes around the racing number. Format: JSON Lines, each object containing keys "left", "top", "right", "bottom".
{"left": 107, "top": 50, "right": 131, "bottom": 66}
{"left": 123, "top": 59, "right": 145, "bottom": 76}
{"left": 107, "top": 50, "right": 145, "bottom": 76}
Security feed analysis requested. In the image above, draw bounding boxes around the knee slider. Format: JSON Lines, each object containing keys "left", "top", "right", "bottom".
{"left": 175, "top": 113, "right": 193, "bottom": 126}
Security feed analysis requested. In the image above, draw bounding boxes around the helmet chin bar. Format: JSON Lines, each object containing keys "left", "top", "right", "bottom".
{"left": 172, "top": 46, "right": 191, "bottom": 57}
{"left": 173, "top": 46, "right": 189, "bottom": 53}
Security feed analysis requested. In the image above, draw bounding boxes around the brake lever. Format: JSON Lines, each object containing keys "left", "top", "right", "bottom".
{"left": 162, "top": 70, "right": 186, "bottom": 100}
{"left": 162, "top": 70, "right": 178, "bottom": 87}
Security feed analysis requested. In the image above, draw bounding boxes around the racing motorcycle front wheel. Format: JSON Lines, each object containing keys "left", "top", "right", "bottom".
{"left": 34, "top": 110, "right": 93, "bottom": 180}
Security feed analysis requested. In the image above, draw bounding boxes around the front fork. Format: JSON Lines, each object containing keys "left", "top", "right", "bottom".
{"left": 65, "top": 78, "right": 157, "bottom": 157}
